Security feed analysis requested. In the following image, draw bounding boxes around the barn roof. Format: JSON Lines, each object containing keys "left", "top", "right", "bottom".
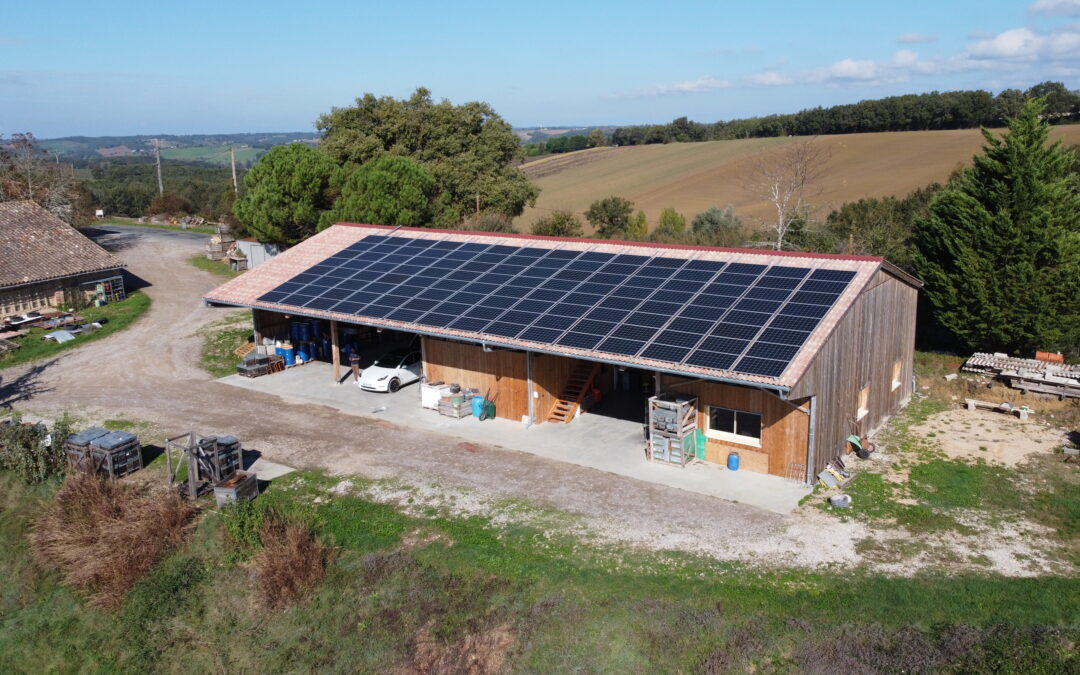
{"left": 204, "top": 223, "right": 908, "bottom": 390}
{"left": 0, "top": 201, "right": 124, "bottom": 289}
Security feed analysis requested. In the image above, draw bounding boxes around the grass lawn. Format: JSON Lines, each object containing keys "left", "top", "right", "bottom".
{"left": 99, "top": 218, "right": 216, "bottom": 235}
{"left": 0, "top": 468, "right": 1076, "bottom": 672}
{"left": 198, "top": 312, "right": 252, "bottom": 377}
{"left": 188, "top": 254, "right": 241, "bottom": 278}
{"left": 0, "top": 292, "right": 150, "bottom": 370}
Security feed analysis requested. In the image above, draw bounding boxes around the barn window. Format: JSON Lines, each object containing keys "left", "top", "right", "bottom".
{"left": 708, "top": 406, "right": 762, "bottom": 446}
{"left": 891, "top": 360, "right": 903, "bottom": 391}
{"left": 857, "top": 384, "right": 870, "bottom": 420}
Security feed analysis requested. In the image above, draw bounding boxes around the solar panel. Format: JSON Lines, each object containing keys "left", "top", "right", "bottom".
{"left": 257, "top": 233, "right": 861, "bottom": 381}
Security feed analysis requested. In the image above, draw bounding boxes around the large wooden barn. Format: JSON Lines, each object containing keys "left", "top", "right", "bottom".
{"left": 204, "top": 223, "right": 919, "bottom": 484}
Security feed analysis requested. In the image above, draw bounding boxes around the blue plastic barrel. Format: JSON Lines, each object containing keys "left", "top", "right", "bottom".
{"left": 727, "top": 452, "right": 740, "bottom": 471}
{"left": 289, "top": 323, "right": 299, "bottom": 343}
{"left": 471, "top": 395, "right": 485, "bottom": 418}
{"left": 295, "top": 322, "right": 311, "bottom": 342}
{"left": 321, "top": 339, "right": 331, "bottom": 360}
{"left": 274, "top": 344, "right": 283, "bottom": 357}
{"left": 310, "top": 321, "right": 322, "bottom": 339}
{"left": 282, "top": 343, "right": 295, "bottom": 366}
{"left": 295, "top": 343, "right": 309, "bottom": 363}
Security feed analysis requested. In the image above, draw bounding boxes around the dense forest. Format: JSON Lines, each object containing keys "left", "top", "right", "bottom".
{"left": 84, "top": 159, "right": 236, "bottom": 219}
{"left": 610, "top": 82, "right": 1080, "bottom": 146}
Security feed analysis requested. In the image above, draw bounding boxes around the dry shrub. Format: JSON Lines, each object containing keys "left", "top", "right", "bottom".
{"left": 404, "top": 619, "right": 516, "bottom": 675}
{"left": 251, "top": 512, "right": 328, "bottom": 608}
{"left": 30, "top": 473, "right": 199, "bottom": 608}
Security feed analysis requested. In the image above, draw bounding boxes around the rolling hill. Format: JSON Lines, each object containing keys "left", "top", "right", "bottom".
{"left": 516, "top": 126, "right": 1080, "bottom": 231}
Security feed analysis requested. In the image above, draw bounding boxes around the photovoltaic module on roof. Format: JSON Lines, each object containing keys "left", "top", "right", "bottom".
{"left": 256, "top": 234, "right": 856, "bottom": 380}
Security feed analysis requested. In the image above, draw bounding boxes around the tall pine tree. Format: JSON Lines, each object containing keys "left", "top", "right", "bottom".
{"left": 914, "top": 99, "right": 1080, "bottom": 354}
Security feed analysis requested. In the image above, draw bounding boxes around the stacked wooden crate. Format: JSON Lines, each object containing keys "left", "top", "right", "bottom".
{"left": 196, "top": 435, "right": 243, "bottom": 482}
{"left": 647, "top": 394, "right": 699, "bottom": 467}
{"left": 67, "top": 428, "right": 143, "bottom": 477}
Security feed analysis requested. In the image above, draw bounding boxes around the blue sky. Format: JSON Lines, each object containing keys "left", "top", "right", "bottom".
{"left": 2, "top": 0, "right": 1079, "bottom": 138}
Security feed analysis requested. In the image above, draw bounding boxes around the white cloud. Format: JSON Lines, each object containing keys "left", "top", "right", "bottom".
{"left": 609, "top": 75, "right": 732, "bottom": 98}
{"left": 743, "top": 23, "right": 1080, "bottom": 89}
{"left": 1028, "top": 0, "right": 1080, "bottom": 16}
{"left": 745, "top": 71, "right": 792, "bottom": 86}
{"left": 967, "top": 25, "right": 1080, "bottom": 60}
{"left": 898, "top": 32, "right": 937, "bottom": 44}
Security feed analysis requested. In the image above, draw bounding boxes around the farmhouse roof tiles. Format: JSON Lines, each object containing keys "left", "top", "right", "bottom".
{"left": 0, "top": 201, "right": 124, "bottom": 289}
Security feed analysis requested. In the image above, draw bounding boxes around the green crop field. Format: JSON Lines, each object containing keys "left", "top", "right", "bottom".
{"left": 515, "top": 126, "right": 1080, "bottom": 232}
{"left": 160, "top": 146, "right": 263, "bottom": 165}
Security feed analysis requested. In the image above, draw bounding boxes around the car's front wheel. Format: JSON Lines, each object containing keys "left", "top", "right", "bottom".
{"left": 388, "top": 378, "right": 400, "bottom": 393}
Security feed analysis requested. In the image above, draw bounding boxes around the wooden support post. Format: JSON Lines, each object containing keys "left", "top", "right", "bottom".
{"left": 186, "top": 432, "right": 197, "bottom": 499}
{"left": 252, "top": 310, "right": 263, "bottom": 353}
{"left": 330, "top": 319, "right": 340, "bottom": 383}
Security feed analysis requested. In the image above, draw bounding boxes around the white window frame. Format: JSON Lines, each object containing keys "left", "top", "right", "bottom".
{"left": 706, "top": 405, "right": 762, "bottom": 448}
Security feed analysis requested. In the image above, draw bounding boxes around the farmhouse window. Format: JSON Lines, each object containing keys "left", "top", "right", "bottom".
{"left": 891, "top": 360, "right": 903, "bottom": 391}
{"left": 857, "top": 384, "right": 870, "bottom": 420}
{"left": 708, "top": 406, "right": 762, "bottom": 446}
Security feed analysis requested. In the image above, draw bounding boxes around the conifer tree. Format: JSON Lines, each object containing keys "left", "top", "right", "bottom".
{"left": 914, "top": 99, "right": 1080, "bottom": 353}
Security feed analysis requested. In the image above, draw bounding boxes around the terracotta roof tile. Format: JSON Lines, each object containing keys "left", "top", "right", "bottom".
{"left": 0, "top": 201, "right": 124, "bottom": 288}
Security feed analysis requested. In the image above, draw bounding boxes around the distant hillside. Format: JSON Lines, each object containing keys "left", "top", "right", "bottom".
{"left": 515, "top": 126, "right": 1080, "bottom": 231}
{"left": 37, "top": 132, "right": 319, "bottom": 164}
{"left": 513, "top": 126, "right": 615, "bottom": 145}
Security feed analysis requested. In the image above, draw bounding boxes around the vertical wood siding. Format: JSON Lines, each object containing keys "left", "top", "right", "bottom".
{"left": 421, "top": 337, "right": 529, "bottom": 421}
{"left": 531, "top": 353, "right": 586, "bottom": 423}
{"left": 788, "top": 270, "right": 918, "bottom": 476}
{"left": 657, "top": 375, "right": 810, "bottom": 476}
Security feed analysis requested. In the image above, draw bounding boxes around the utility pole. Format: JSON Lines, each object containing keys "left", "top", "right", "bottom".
{"left": 152, "top": 139, "right": 164, "bottom": 195}
{"left": 230, "top": 146, "right": 238, "bottom": 194}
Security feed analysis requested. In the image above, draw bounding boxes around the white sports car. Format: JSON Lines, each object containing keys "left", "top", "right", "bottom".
{"left": 359, "top": 349, "right": 423, "bottom": 393}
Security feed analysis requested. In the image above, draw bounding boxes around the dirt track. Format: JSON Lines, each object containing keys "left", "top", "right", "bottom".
{"left": 3, "top": 226, "right": 818, "bottom": 561}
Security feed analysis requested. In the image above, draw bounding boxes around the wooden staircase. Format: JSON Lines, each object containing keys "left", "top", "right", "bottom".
{"left": 546, "top": 362, "right": 601, "bottom": 424}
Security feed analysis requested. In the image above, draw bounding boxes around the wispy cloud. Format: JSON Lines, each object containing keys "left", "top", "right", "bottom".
{"left": 1028, "top": 0, "right": 1080, "bottom": 16}
{"left": 609, "top": 75, "right": 732, "bottom": 99}
{"left": 898, "top": 32, "right": 937, "bottom": 44}
{"left": 743, "top": 23, "right": 1080, "bottom": 88}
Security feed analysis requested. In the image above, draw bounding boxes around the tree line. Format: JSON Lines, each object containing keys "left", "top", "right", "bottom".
{"left": 610, "top": 82, "right": 1080, "bottom": 146}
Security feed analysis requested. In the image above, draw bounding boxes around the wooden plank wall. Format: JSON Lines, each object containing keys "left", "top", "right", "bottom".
{"left": 657, "top": 375, "right": 810, "bottom": 476}
{"left": 531, "top": 354, "right": 586, "bottom": 423}
{"left": 422, "top": 338, "right": 529, "bottom": 422}
{"left": 788, "top": 270, "right": 918, "bottom": 477}
{"left": 252, "top": 309, "right": 289, "bottom": 343}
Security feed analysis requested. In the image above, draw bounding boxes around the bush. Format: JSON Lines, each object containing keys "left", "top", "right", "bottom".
{"left": 461, "top": 213, "right": 518, "bottom": 234}
{"left": 531, "top": 211, "right": 583, "bottom": 238}
{"left": 251, "top": 511, "right": 328, "bottom": 608}
{"left": 0, "top": 413, "right": 72, "bottom": 484}
{"left": 30, "top": 474, "right": 199, "bottom": 607}
{"left": 145, "top": 191, "right": 193, "bottom": 217}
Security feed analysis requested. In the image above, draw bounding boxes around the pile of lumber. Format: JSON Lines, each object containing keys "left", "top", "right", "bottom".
{"left": 963, "top": 352, "right": 1080, "bottom": 399}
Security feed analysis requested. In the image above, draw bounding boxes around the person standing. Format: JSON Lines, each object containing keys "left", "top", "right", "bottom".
{"left": 349, "top": 348, "right": 361, "bottom": 385}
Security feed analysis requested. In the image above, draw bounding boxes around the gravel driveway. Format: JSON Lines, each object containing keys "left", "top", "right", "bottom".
{"left": 1, "top": 226, "right": 873, "bottom": 568}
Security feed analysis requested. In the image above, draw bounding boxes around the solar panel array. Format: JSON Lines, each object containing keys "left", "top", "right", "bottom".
{"left": 257, "top": 234, "right": 857, "bottom": 379}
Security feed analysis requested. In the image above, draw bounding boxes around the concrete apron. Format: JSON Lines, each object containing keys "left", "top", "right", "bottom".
{"left": 218, "top": 362, "right": 810, "bottom": 515}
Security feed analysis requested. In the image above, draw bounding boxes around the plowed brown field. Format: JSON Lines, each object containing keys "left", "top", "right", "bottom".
{"left": 516, "top": 126, "right": 1080, "bottom": 232}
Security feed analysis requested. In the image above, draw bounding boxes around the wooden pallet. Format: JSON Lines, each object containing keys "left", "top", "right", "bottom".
{"left": 233, "top": 341, "right": 255, "bottom": 358}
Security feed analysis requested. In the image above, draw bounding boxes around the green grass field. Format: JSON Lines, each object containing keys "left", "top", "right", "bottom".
{"left": 188, "top": 254, "right": 241, "bottom": 278}
{"left": 0, "top": 292, "right": 150, "bottom": 370}
{"left": 160, "top": 146, "right": 262, "bottom": 166}
{"left": 0, "top": 467, "right": 1077, "bottom": 673}
{"left": 100, "top": 218, "right": 217, "bottom": 235}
